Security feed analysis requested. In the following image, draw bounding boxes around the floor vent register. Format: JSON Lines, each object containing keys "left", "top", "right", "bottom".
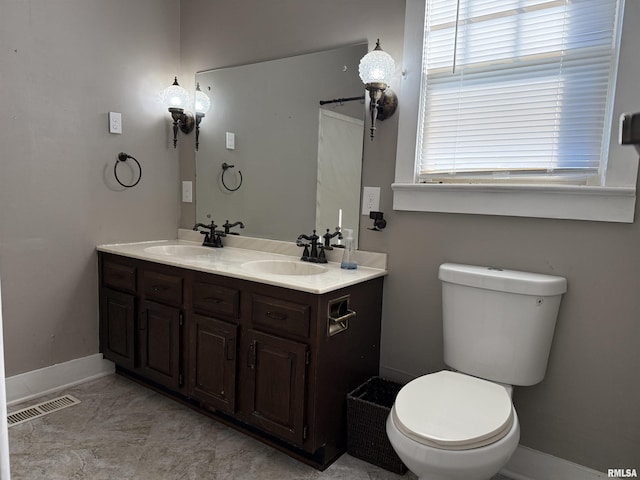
{"left": 7, "top": 395, "right": 81, "bottom": 427}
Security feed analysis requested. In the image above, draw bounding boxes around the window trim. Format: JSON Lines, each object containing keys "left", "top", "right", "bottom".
{"left": 393, "top": 0, "right": 638, "bottom": 223}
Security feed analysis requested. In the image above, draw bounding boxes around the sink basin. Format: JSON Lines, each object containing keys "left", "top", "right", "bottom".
{"left": 143, "top": 245, "right": 215, "bottom": 257}
{"left": 241, "top": 260, "right": 328, "bottom": 276}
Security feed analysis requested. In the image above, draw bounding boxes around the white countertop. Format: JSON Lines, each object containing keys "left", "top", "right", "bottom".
{"left": 97, "top": 239, "right": 387, "bottom": 294}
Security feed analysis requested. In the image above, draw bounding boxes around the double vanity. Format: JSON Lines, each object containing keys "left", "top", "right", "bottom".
{"left": 97, "top": 230, "right": 386, "bottom": 469}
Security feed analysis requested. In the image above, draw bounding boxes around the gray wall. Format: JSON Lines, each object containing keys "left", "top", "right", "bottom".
{"left": 0, "top": 0, "right": 181, "bottom": 375}
{"left": 181, "top": 0, "right": 639, "bottom": 472}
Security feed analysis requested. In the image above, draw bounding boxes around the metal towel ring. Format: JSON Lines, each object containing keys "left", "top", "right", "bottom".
{"left": 221, "top": 162, "right": 242, "bottom": 192}
{"left": 114, "top": 152, "right": 142, "bottom": 188}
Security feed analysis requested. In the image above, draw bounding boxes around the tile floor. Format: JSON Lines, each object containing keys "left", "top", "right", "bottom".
{"left": 7, "top": 375, "right": 512, "bottom": 480}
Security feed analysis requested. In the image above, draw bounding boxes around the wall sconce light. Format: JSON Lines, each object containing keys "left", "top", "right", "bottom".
{"left": 194, "top": 82, "right": 211, "bottom": 151}
{"left": 163, "top": 76, "right": 195, "bottom": 148}
{"left": 358, "top": 39, "right": 398, "bottom": 140}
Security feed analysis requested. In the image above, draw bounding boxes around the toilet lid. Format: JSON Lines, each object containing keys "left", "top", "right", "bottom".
{"left": 393, "top": 371, "right": 514, "bottom": 450}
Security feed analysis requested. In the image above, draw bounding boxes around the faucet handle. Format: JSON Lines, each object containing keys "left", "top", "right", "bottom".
{"left": 200, "top": 230, "right": 212, "bottom": 243}
{"left": 300, "top": 244, "right": 310, "bottom": 261}
{"left": 317, "top": 246, "right": 327, "bottom": 263}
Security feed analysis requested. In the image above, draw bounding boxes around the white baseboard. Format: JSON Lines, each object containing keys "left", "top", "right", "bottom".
{"left": 502, "top": 445, "right": 607, "bottom": 480}
{"left": 5, "top": 354, "right": 114, "bottom": 406}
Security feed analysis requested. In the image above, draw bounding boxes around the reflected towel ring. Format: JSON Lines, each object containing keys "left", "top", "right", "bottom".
{"left": 114, "top": 152, "right": 142, "bottom": 188}
{"left": 221, "top": 162, "right": 243, "bottom": 192}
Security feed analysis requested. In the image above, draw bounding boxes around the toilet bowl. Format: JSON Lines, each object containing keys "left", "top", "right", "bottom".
{"left": 385, "top": 264, "right": 566, "bottom": 480}
{"left": 386, "top": 370, "right": 520, "bottom": 480}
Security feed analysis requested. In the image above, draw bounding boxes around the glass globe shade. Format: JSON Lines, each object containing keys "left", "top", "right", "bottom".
{"left": 163, "top": 77, "right": 189, "bottom": 109}
{"left": 195, "top": 84, "right": 211, "bottom": 114}
{"left": 358, "top": 44, "right": 395, "bottom": 86}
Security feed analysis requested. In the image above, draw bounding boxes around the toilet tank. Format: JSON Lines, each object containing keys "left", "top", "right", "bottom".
{"left": 439, "top": 263, "right": 567, "bottom": 386}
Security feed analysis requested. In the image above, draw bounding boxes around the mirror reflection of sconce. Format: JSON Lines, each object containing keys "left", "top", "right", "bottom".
{"left": 359, "top": 39, "right": 398, "bottom": 140}
{"left": 194, "top": 82, "right": 211, "bottom": 151}
{"left": 163, "top": 77, "right": 211, "bottom": 150}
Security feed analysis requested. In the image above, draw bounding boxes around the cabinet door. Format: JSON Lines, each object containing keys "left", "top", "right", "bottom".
{"left": 138, "top": 300, "right": 182, "bottom": 390}
{"left": 245, "top": 329, "right": 308, "bottom": 445}
{"left": 100, "top": 288, "right": 136, "bottom": 370}
{"left": 190, "top": 314, "right": 237, "bottom": 413}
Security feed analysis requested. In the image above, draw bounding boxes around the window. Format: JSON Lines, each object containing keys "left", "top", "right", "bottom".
{"left": 393, "top": 0, "right": 637, "bottom": 223}
{"left": 419, "top": 0, "right": 622, "bottom": 183}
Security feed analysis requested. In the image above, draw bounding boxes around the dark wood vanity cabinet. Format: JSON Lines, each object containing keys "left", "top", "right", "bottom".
{"left": 100, "top": 255, "right": 186, "bottom": 392}
{"left": 98, "top": 252, "right": 384, "bottom": 469}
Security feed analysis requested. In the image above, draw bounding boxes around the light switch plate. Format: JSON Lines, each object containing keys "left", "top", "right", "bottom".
{"left": 226, "top": 132, "right": 235, "bottom": 150}
{"left": 109, "top": 112, "right": 122, "bottom": 134}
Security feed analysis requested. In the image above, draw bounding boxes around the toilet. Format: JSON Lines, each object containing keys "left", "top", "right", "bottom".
{"left": 386, "top": 263, "right": 567, "bottom": 480}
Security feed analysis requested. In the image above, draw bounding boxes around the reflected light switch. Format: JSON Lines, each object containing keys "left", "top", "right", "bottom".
{"left": 182, "top": 181, "right": 193, "bottom": 203}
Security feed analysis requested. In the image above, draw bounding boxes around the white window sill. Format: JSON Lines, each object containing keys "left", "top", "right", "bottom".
{"left": 391, "top": 183, "right": 636, "bottom": 223}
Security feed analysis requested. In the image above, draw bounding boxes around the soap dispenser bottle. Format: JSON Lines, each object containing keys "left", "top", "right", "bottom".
{"left": 340, "top": 229, "right": 357, "bottom": 270}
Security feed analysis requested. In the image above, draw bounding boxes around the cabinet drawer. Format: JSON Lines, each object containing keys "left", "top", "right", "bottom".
{"left": 252, "top": 294, "right": 310, "bottom": 338}
{"left": 193, "top": 282, "right": 240, "bottom": 319}
{"left": 103, "top": 260, "right": 136, "bottom": 293}
{"left": 141, "top": 270, "right": 183, "bottom": 306}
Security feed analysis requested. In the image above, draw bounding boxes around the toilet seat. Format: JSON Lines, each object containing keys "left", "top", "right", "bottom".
{"left": 392, "top": 370, "right": 514, "bottom": 451}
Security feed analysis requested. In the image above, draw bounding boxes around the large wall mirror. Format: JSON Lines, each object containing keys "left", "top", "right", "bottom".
{"left": 195, "top": 43, "right": 367, "bottom": 246}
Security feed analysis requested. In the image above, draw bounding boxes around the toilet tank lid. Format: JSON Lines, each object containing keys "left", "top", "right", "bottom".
{"left": 439, "top": 263, "right": 567, "bottom": 296}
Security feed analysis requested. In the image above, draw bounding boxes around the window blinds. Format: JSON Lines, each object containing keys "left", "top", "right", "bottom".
{"left": 418, "top": 0, "right": 623, "bottom": 181}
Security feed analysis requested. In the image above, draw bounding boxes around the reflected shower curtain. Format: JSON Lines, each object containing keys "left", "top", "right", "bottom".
{"left": 316, "top": 109, "right": 364, "bottom": 245}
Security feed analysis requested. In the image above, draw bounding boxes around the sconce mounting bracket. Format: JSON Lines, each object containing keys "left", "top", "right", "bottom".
{"left": 179, "top": 112, "right": 195, "bottom": 134}
{"left": 377, "top": 89, "right": 398, "bottom": 121}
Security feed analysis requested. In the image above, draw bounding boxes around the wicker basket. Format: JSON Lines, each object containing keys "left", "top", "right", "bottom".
{"left": 346, "top": 377, "right": 407, "bottom": 474}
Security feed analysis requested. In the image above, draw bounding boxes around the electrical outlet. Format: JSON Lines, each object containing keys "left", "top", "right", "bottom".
{"left": 182, "top": 181, "right": 193, "bottom": 203}
{"left": 109, "top": 112, "right": 122, "bottom": 134}
{"left": 362, "top": 186, "right": 380, "bottom": 215}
